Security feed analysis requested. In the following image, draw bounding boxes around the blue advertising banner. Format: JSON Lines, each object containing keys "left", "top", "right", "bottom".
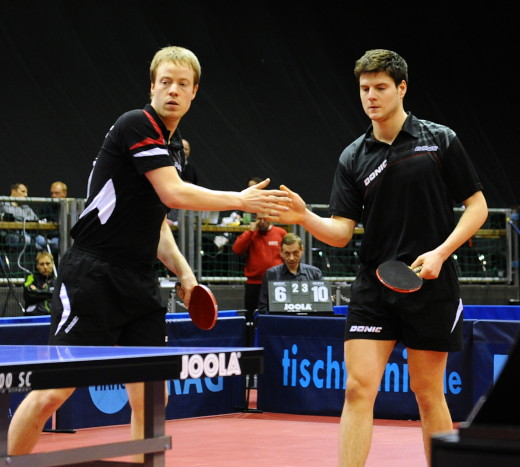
{"left": 165, "top": 315, "right": 247, "bottom": 420}
{"left": 257, "top": 316, "right": 484, "bottom": 422}
{"left": 257, "top": 315, "right": 346, "bottom": 416}
{"left": 0, "top": 322, "right": 50, "bottom": 345}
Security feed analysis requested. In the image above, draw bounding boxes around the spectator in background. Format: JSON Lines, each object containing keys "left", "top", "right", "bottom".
{"left": 180, "top": 138, "right": 199, "bottom": 184}
{"left": 0, "top": 183, "right": 39, "bottom": 223}
{"left": 50, "top": 181, "right": 68, "bottom": 199}
{"left": 0, "top": 184, "right": 46, "bottom": 271}
{"left": 232, "top": 213, "right": 287, "bottom": 315}
{"left": 167, "top": 139, "right": 198, "bottom": 225}
{"left": 46, "top": 181, "right": 68, "bottom": 260}
{"left": 257, "top": 233, "right": 323, "bottom": 313}
{"left": 248, "top": 176, "right": 263, "bottom": 187}
{"left": 23, "top": 251, "right": 55, "bottom": 316}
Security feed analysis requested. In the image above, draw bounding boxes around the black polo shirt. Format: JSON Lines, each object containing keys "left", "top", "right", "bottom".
{"left": 329, "top": 112, "right": 483, "bottom": 267}
{"left": 71, "top": 104, "right": 184, "bottom": 268}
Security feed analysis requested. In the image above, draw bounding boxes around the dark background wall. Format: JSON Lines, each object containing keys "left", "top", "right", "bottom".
{"left": 1, "top": 1, "right": 518, "bottom": 208}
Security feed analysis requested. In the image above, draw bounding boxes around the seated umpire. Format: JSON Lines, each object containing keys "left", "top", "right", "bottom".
{"left": 257, "top": 232, "right": 323, "bottom": 313}
{"left": 23, "top": 251, "right": 55, "bottom": 316}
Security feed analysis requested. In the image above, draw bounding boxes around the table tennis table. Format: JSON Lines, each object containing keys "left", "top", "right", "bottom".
{"left": 0, "top": 345, "right": 263, "bottom": 466}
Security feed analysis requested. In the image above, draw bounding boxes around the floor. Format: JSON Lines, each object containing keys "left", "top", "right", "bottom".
{"left": 35, "top": 413, "right": 427, "bottom": 466}
{"left": 32, "top": 391, "right": 428, "bottom": 466}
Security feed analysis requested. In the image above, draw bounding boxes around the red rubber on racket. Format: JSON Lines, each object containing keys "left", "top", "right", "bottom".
{"left": 376, "top": 260, "right": 423, "bottom": 293}
{"left": 188, "top": 284, "right": 218, "bottom": 330}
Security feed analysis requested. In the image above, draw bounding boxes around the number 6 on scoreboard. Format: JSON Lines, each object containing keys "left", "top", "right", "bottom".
{"left": 274, "top": 286, "right": 287, "bottom": 302}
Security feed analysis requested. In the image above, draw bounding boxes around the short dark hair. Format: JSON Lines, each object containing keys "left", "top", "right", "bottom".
{"left": 354, "top": 49, "right": 408, "bottom": 87}
{"left": 282, "top": 232, "right": 303, "bottom": 248}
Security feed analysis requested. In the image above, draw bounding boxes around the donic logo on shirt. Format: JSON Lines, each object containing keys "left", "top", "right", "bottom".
{"left": 364, "top": 159, "right": 387, "bottom": 187}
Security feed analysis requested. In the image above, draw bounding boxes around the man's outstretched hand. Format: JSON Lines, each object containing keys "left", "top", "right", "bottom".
{"left": 264, "top": 185, "right": 307, "bottom": 225}
{"left": 240, "top": 178, "right": 291, "bottom": 218}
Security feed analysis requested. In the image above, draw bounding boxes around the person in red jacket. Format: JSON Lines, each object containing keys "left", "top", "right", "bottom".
{"left": 232, "top": 213, "right": 287, "bottom": 315}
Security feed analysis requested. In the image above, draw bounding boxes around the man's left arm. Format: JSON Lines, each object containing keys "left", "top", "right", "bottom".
{"left": 411, "top": 191, "right": 488, "bottom": 279}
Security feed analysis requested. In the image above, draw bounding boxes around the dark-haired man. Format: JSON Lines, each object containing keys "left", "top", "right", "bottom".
{"left": 271, "top": 49, "right": 488, "bottom": 465}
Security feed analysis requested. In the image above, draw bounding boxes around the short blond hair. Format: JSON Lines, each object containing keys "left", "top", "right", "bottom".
{"left": 150, "top": 46, "right": 201, "bottom": 86}
{"left": 50, "top": 181, "right": 68, "bottom": 195}
{"left": 36, "top": 251, "right": 54, "bottom": 265}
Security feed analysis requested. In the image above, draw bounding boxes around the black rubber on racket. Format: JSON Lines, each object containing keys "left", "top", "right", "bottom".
{"left": 376, "top": 260, "right": 423, "bottom": 293}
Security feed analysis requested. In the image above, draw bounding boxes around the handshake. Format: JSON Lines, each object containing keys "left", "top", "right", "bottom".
{"left": 242, "top": 183, "right": 305, "bottom": 226}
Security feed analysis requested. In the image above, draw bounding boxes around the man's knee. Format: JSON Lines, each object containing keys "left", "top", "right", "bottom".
{"left": 26, "top": 388, "right": 75, "bottom": 413}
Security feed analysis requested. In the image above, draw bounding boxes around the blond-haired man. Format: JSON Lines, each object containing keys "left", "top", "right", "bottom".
{"left": 8, "top": 45, "right": 289, "bottom": 457}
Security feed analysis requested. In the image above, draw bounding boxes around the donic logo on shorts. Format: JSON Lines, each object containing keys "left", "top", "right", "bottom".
{"left": 350, "top": 325, "right": 382, "bottom": 333}
{"left": 89, "top": 384, "right": 128, "bottom": 414}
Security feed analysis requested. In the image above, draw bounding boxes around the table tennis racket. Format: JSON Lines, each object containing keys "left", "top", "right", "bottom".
{"left": 186, "top": 284, "right": 218, "bottom": 330}
{"left": 376, "top": 260, "right": 423, "bottom": 293}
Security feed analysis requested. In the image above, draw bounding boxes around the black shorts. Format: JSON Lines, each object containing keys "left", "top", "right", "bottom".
{"left": 48, "top": 247, "right": 166, "bottom": 347}
{"left": 345, "top": 260, "right": 463, "bottom": 352}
